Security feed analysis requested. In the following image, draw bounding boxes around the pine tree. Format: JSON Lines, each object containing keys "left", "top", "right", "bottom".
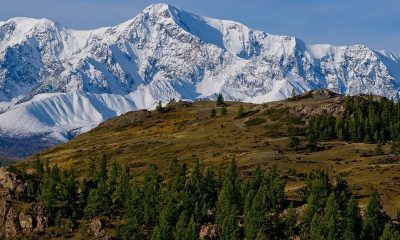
{"left": 288, "top": 133, "right": 300, "bottom": 151}
{"left": 310, "top": 213, "right": 323, "bottom": 240}
{"left": 151, "top": 201, "right": 177, "bottom": 240}
{"left": 60, "top": 170, "right": 78, "bottom": 218}
{"left": 343, "top": 196, "right": 362, "bottom": 240}
{"left": 285, "top": 203, "right": 297, "bottom": 239}
{"left": 175, "top": 211, "right": 189, "bottom": 240}
{"left": 113, "top": 167, "right": 131, "bottom": 212}
{"left": 320, "top": 193, "right": 340, "bottom": 240}
{"left": 362, "top": 190, "right": 385, "bottom": 240}
{"left": 221, "top": 211, "right": 239, "bottom": 240}
{"left": 84, "top": 188, "right": 100, "bottom": 218}
{"left": 39, "top": 166, "right": 60, "bottom": 212}
{"left": 380, "top": 224, "right": 400, "bottom": 240}
{"left": 185, "top": 216, "right": 198, "bottom": 240}
{"left": 215, "top": 159, "right": 241, "bottom": 224}
{"left": 143, "top": 164, "right": 162, "bottom": 225}
{"left": 156, "top": 100, "right": 164, "bottom": 112}
{"left": 217, "top": 93, "right": 225, "bottom": 106}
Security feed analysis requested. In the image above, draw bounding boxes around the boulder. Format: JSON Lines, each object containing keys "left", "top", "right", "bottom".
{"left": 5, "top": 207, "right": 20, "bottom": 238}
{"left": 88, "top": 218, "right": 106, "bottom": 238}
{"left": 19, "top": 212, "right": 34, "bottom": 233}
{"left": 0, "top": 168, "right": 27, "bottom": 200}
{"left": 199, "top": 224, "right": 220, "bottom": 240}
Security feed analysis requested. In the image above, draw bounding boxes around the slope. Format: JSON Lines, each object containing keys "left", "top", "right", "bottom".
{"left": 21, "top": 90, "right": 400, "bottom": 216}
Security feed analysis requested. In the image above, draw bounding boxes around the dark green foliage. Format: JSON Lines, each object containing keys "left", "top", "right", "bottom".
{"left": 362, "top": 190, "right": 385, "bottom": 240}
{"left": 285, "top": 203, "right": 296, "bottom": 239}
{"left": 156, "top": 100, "right": 164, "bottom": 112}
{"left": 245, "top": 117, "right": 266, "bottom": 127}
{"left": 215, "top": 159, "right": 241, "bottom": 224}
{"left": 380, "top": 224, "right": 400, "bottom": 240}
{"left": 217, "top": 93, "right": 225, "bottom": 106}
{"left": 288, "top": 127, "right": 301, "bottom": 151}
{"left": 307, "top": 96, "right": 400, "bottom": 145}
{"left": 343, "top": 196, "right": 362, "bottom": 240}
{"left": 16, "top": 151, "right": 398, "bottom": 239}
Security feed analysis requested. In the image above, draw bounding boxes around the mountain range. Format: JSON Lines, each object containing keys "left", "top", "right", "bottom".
{"left": 1, "top": 3, "right": 400, "bottom": 157}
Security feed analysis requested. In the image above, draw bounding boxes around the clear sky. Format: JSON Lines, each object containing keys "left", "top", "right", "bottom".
{"left": 1, "top": 0, "right": 399, "bottom": 53}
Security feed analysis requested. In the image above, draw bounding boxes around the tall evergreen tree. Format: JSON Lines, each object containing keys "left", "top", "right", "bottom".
{"left": 362, "top": 190, "right": 385, "bottom": 240}
{"left": 217, "top": 93, "right": 225, "bottom": 106}
{"left": 343, "top": 196, "right": 362, "bottom": 240}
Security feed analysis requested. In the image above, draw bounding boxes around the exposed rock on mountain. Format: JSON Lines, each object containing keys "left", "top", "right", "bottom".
{"left": 1, "top": 3, "right": 400, "bottom": 157}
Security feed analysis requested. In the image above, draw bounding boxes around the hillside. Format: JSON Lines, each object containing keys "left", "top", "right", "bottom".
{"left": 1, "top": 3, "right": 400, "bottom": 158}
{"left": 21, "top": 90, "right": 400, "bottom": 217}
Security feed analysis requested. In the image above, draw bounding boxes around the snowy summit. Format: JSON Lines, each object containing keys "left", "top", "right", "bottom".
{"left": 1, "top": 3, "right": 400, "bottom": 155}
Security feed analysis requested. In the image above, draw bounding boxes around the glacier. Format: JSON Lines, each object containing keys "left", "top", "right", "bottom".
{"left": 0, "top": 3, "right": 400, "bottom": 157}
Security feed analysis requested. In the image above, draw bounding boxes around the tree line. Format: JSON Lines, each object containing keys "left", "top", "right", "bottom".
{"left": 289, "top": 96, "right": 400, "bottom": 153}
{"left": 11, "top": 156, "right": 400, "bottom": 239}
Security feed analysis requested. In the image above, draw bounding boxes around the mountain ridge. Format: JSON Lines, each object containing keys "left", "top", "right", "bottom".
{"left": 1, "top": 3, "right": 400, "bottom": 157}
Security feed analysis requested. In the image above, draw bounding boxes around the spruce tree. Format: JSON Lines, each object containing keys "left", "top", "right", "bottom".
{"left": 185, "top": 216, "right": 198, "bottom": 240}
{"left": 380, "top": 224, "right": 400, "bottom": 240}
{"left": 343, "top": 196, "right": 362, "bottom": 240}
{"left": 285, "top": 203, "right": 297, "bottom": 239}
{"left": 143, "top": 164, "right": 162, "bottom": 225}
{"left": 362, "top": 190, "right": 385, "bottom": 240}
{"left": 217, "top": 93, "right": 225, "bottom": 106}
{"left": 156, "top": 100, "right": 164, "bottom": 112}
{"left": 84, "top": 188, "right": 100, "bottom": 218}
{"left": 221, "top": 211, "right": 239, "bottom": 240}
{"left": 215, "top": 159, "right": 241, "bottom": 224}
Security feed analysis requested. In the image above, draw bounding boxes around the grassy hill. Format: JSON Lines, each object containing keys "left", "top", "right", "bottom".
{"left": 19, "top": 90, "right": 400, "bottom": 217}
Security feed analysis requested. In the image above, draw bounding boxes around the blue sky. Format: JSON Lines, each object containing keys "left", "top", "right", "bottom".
{"left": 1, "top": 0, "right": 399, "bottom": 53}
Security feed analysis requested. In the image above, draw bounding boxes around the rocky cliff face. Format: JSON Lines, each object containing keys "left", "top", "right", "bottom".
{"left": 1, "top": 3, "right": 400, "bottom": 157}
{"left": 0, "top": 168, "right": 49, "bottom": 238}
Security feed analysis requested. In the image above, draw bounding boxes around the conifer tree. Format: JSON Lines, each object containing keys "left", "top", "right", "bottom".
{"left": 288, "top": 131, "right": 300, "bottom": 151}
{"left": 84, "top": 188, "right": 100, "bottom": 218}
{"left": 156, "top": 100, "right": 164, "bottom": 112}
{"left": 343, "top": 196, "right": 362, "bottom": 240}
{"left": 185, "top": 216, "right": 197, "bottom": 240}
{"left": 151, "top": 201, "right": 177, "bottom": 240}
{"left": 380, "top": 224, "right": 400, "bottom": 240}
{"left": 175, "top": 211, "right": 189, "bottom": 240}
{"left": 217, "top": 93, "right": 225, "bottom": 106}
{"left": 321, "top": 193, "right": 340, "bottom": 240}
{"left": 215, "top": 159, "right": 241, "bottom": 224}
{"left": 285, "top": 202, "right": 297, "bottom": 239}
{"left": 221, "top": 211, "right": 239, "bottom": 240}
{"left": 362, "top": 190, "right": 385, "bottom": 240}
{"left": 143, "top": 164, "right": 162, "bottom": 225}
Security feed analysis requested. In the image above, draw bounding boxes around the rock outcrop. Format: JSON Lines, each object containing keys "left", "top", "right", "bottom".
{"left": 200, "top": 224, "right": 221, "bottom": 240}
{"left": 0, "top": 168, "right": 49, "bottom": 238}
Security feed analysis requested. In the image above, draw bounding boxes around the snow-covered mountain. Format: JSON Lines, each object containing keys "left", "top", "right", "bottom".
{"left": 1, "top": 3, "right": 400, "bottom": 156}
